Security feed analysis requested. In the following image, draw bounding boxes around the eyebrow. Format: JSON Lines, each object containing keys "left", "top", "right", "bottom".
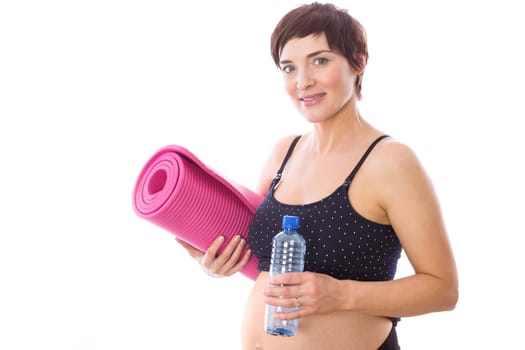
{"left": 279, "top": 49, "right": 333, "bottom": 66}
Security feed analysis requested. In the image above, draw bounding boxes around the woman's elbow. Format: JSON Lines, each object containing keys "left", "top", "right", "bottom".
{"left": 442, "top": 281, "right": 459, "bottom": 311}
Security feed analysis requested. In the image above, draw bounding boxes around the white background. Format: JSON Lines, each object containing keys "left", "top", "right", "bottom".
{"left": 1, "top": 0, "right": 524, "bottom": 349}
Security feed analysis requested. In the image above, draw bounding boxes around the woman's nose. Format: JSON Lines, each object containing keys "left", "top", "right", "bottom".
{"left": 296, "top": 69, "right": 314, "bottom": 90}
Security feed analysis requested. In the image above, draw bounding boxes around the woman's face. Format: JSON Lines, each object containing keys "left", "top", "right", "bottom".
{"left": 279, "top": 33, "right": 359, "bottom": 123}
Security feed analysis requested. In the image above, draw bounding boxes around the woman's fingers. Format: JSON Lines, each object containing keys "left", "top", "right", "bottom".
{"left": 220, "top": 240, "right": 251, "bottom": 276}
{"left": 216, "top": 236, "right": 246, "bottom": 273}
{"left": 202, "top": 235, "right": 249, "bottom": 277}
{"left": 263, "top": 272, "right": 343, "bottom": 319}
{"left": 174, "top": 237, "right": 204, "bottom": 259}
{"left": 175, "top": 235, "right": 250, "bottom": 277}
{"left": 201, "top": 236, "right": 227, "bottom": 269}
{"left": 234, "top": 246, "right": 252, "bottom": 271}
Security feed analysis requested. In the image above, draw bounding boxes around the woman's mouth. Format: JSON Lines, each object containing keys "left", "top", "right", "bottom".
{"left": 299, "top": 93, "right": 326, "bottom": 106}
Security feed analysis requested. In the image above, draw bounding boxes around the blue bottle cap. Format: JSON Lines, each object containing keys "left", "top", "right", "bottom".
{"left": 282, "top": 215, "right": 300, "bottom": 229}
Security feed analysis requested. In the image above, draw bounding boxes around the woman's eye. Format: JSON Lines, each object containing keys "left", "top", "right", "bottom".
{"left": 314, "top": 57, "right": 328, "bottom": 65}
{"left": 281, "top": 65, "right": 295, "bottom": 74}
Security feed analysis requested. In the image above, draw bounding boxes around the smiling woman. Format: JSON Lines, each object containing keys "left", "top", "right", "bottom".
{"left": 175, "top": 3, "right": 458, "bottom": 350}
{"left": 2, "top": 0, "right": 525, "bottom": 349}
{"left": 277, "top": 34, "right": 359, "bottom": 123}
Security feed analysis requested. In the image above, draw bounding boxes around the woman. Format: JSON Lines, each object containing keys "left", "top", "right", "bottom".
{"left": 176, "top": 2, "right": 458, "bottom": 349}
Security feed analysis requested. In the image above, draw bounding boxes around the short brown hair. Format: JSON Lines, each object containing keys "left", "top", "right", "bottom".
{"left": 270, "top": 2, "right": 369, "bottom": 99}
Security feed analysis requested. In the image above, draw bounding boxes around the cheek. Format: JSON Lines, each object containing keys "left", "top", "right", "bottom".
{"left": 326, "top": 69, "right": 356, "bottom": 101}
{"left": 323, "top": 67, "right": 349, "bottom": 88}
{"left": 283, "top": 78, "right": 297, "bottom": 99}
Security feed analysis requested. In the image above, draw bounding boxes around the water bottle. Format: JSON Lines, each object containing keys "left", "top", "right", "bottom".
{"left": 264, "top": 215, "right": 306, "bottom": 337}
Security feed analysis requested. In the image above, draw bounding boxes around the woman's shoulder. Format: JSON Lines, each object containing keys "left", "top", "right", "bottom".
{"left": 254, "top": 134, "right": 302, "bottom": 195}
{"left": 359, "top": 135, "right": 427, "bottom": 183}
{"left": 265, "top": 134, "right": 303, "bottom": 163}
{"left": 274, "top": 134, "right": 302, "bottom": 151}
{"left": 371, "top": 136, "right": 421, "bottom": 166}
{"left": 370, "top": 136, "right": 432, "bottom": 189}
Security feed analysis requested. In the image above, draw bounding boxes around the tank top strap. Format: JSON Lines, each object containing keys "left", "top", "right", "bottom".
{"left": 344, "top": 135, "right": 390, "bottom": 184}
{"left": 270, "top": 135, "right": 302, "bottom": 189}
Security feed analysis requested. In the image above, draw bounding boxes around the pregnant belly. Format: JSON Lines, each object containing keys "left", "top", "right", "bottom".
{"left": 241, "top": 272, "right": 392, "bottom": 350}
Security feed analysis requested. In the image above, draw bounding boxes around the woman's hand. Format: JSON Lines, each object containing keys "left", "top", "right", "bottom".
{"left": 263, "top": 271, "right": 348, "bottom": 320}
{"left": 175, "top": 235, "right": 251, "bottom": 278}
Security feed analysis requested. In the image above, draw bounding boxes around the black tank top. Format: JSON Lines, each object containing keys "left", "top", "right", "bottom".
{"left": 247, "top": 135, "right": 402, "bottom": 282}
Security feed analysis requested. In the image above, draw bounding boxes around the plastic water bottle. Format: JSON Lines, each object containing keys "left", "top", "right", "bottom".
{"left": 264, "top": 215, "right": 306, "bottom": 337}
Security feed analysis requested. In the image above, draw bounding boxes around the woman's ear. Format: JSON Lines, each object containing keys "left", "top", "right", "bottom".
{"left": 354, "top": 53, "right": 367, "bottom": 74}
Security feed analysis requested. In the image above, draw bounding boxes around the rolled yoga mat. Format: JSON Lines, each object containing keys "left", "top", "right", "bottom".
{"left": 132, "top": 145, "right": 262, "bottom": 280}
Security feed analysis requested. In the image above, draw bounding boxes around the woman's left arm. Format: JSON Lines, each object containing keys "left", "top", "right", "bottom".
{"left": 265, "top": 141, "right": 458, "bottom": 319}
{"left": 351, "top": 141, "right": 459, "bottom": 317}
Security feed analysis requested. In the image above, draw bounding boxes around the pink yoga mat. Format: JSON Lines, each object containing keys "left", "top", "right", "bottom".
{"left": 132, "top": 145, "right": 262, "bottom": 280}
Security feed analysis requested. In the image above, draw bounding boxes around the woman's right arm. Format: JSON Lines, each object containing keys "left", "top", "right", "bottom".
{"left": 175, "top": 134, "right": 299, "bottom": 277}
{"left": 175, "top": 235, "right": 251, "bottom": 278}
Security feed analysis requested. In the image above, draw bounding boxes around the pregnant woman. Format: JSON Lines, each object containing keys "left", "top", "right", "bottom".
{"left": 176, "top": 3, "right": 458, "bottom": 349}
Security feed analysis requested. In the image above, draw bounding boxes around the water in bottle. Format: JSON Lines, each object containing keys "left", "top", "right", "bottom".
{"left": 264, "top": 215, "right": 306, "bottom": 337}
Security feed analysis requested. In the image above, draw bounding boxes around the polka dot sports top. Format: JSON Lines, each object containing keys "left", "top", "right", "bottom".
{"left": 248, "top": 135, "right": 402, "bottom": 282}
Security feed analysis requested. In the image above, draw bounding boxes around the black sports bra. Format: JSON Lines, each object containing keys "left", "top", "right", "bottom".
{"left": 247, "top": 135, "right": 402, "bottom": 282}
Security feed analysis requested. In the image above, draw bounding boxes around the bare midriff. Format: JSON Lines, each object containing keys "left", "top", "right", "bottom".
{"left": 241, "top": 271, "right": 393, "bottom": 350}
